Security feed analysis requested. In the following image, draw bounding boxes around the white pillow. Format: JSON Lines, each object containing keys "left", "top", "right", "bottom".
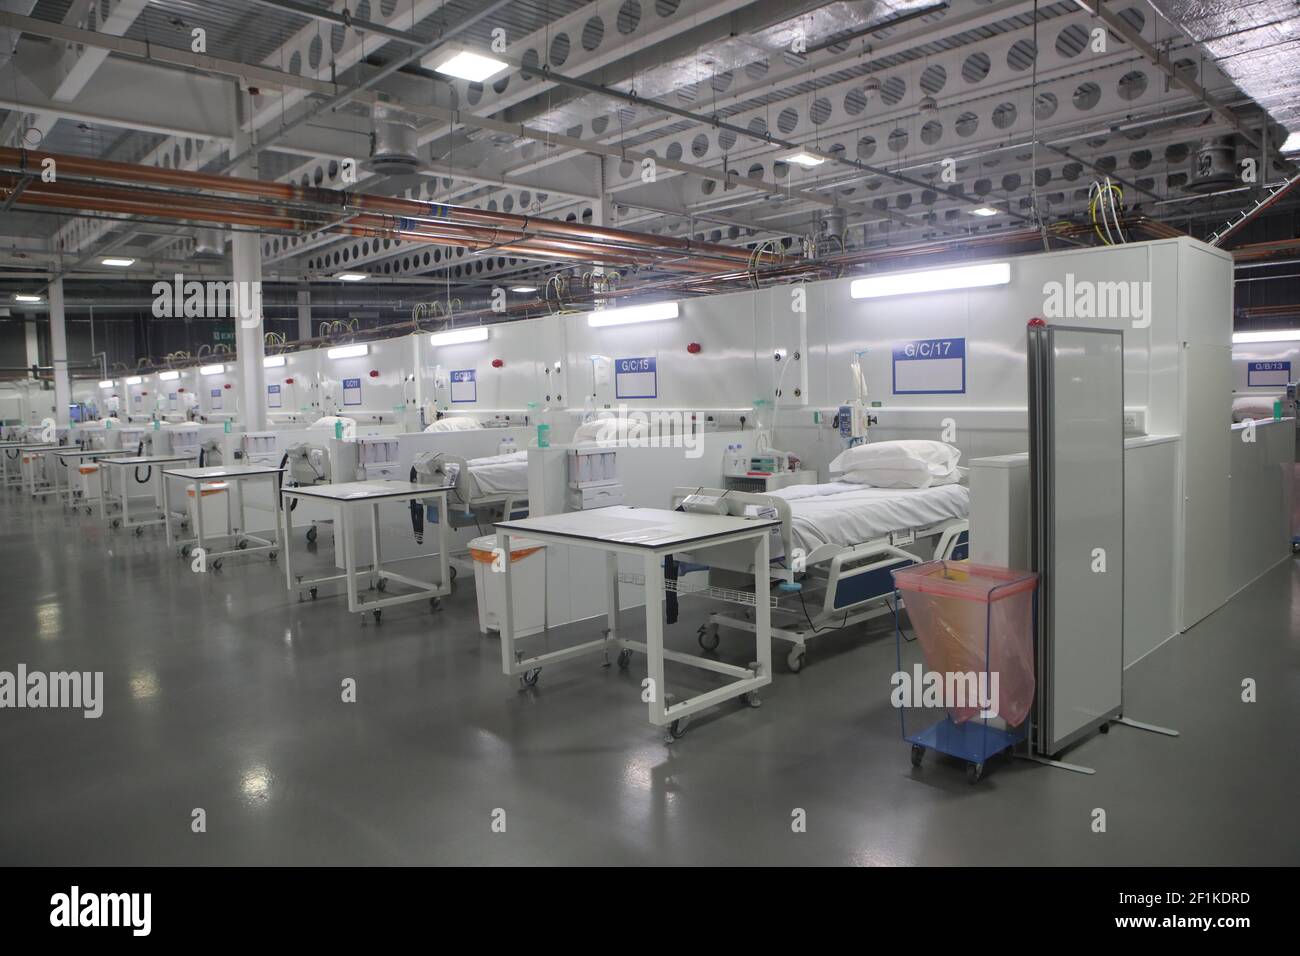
{"left": 1232, "top": 395, "right": 1277, "bottom": 423}
{"left": 574, "top": 415, "right": 648, "bottom": 445}
{"left": 830, "top": 440, "right": 961, "bottom": 489}
{"left": 424, "top": 416, "right": 480, "bottom": 432}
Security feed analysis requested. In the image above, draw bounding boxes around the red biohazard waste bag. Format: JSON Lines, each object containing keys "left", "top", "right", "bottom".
{"left": 891, "top": 561, "right": 1037, "bottom": 726}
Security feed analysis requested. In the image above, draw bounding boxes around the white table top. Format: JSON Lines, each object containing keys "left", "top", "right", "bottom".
{"left": 99, "top": 454, "right": 196, "bottom": 466}
{"left": 15, "top": 444, "right": 59, "bottom": 452}
{"left": 164, "top": 465, "right": 284, "bottom": 480}
{"left": 52, "top": 448, "right": 126, "bottom": 459}
{"left": 497, "top": 506, "right": 779, "bottom": 550}
{"left": 280, "top": 479, "right": 455, "bottom": 502}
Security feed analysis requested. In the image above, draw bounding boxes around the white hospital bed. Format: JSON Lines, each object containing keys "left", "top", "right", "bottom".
{"left": 670, "top": 480, "right": 970, "bottom": 672}
{"left": 415, "top": 450, "right": 529, "bottom": 528}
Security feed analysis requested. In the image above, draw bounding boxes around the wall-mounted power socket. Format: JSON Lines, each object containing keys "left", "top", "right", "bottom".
{"left": 1122, "top": 408, "right": 1146, "bottom": 433}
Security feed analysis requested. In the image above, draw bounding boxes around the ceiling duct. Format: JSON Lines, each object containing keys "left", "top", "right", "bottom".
{"left": 365, "top": 103, "right": 421, "bottom": 177}
{"left": 191, "top": 228, "right": 226, "bottom": 260}
{"left": 1187, "top": 136, "right": 1237, "bottom": 193}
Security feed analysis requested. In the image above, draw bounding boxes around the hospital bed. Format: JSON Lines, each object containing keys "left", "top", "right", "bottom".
{"left": 413, "top": 450, "right": 529, "bottom": 529}
{"left": 670, "top": 480, "right": 970, "bottom": 672}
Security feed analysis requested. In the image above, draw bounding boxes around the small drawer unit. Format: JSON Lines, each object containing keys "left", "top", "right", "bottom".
{"left": 567, "top": 447, "right": 622, "bottom": 510}
{"left": 356, "top": 437, "right": 401, "bottom": 480}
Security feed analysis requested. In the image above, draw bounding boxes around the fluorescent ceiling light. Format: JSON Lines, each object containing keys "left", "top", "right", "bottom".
{"left": 850, "top": 262, "right": 1011, "bottom": 299}
{"left": 98, "top": 380, "right": 114, "bottom": 389}
{"left": 586, "top": 301, "right": 679, "bottom": 328}
{"left": 335, "top": 272, "right": 368, "bottom": 282}
{"left": 159, "top": 370, "right": 180, "bottom": 381}
{"left": 430, "top": 49, "right": 509, "bottom": 83}
{"left": 199, "top": 364, "right": 225, "bottom": 375}
{"left": 13, "top": 294, "right": 42, "bottom": 303}
{"left": 510, "top": 285, "right": 538, "bottom": 293}
{"left": 778, "top": 149, "right": 825, "bottom": 168}
{"left": 327, "top": 343, "right": 369, "bottom": 359}
{"left": 429, "top": 327, "right": 489, "bottom": 346}
{"left": 101, "top": 257, "right": 136, "bottom": 267}
{"left": 969, "top": 206, "right": 999, "bottom": 217}
{"left": 125, "top": 376, "right": 143, "bottom": 386}
{"left": 264, "top": 355, "right": 286, "bottom": 368}
{"left": 1233, "top": 329, "right": 1300, "bottom": 343}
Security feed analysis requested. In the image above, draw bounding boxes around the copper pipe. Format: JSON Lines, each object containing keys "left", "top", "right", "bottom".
{"left": 0, "top": 147, "right": 770, "bottom": 267}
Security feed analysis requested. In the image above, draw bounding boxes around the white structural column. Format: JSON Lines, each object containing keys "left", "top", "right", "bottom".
{"left": 23, "top": 315, "right": 38, "bottom": 369}
{"left": 231, "top": 88, "right": 266, "bottom": 432}
{"left": 296, "top": 286, "right": 311, "bottom": 341}
{"left": 48, "top": 278, "right": 71, "bottom": 428}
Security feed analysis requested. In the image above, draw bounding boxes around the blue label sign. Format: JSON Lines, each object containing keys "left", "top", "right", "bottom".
{"left": 450, "top": 369, "right": 477, "bottom": 403}
{"left": 615, "top": 356, "right": 657, "bottom": 399}
{"left": 892, "top": 337, "right": 966, "bottom": 394}
{"left": 342, "top": 377, "right": 362, "bottom": 406}
{"left": 1248, "top": 360, "right": 1291, "bottom": 387}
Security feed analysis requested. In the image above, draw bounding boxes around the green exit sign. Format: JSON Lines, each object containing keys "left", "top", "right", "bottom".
{"left": 213, "top": 328, "right": 235, "bottom": 343}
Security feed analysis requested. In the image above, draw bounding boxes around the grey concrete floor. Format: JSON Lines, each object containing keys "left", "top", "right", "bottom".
{"left": 1, "top": 489, "right": 1297, "bottom": 866}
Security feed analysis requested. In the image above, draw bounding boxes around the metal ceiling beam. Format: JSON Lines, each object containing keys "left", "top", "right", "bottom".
{"left": 1071, "top": 0, "right": 1260, "bottom": 149}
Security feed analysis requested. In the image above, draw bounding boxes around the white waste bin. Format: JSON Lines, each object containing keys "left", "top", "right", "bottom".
{"left": 187, "top": 481, "right": 231, "bottom": 537}
{"left": 78, "top": 463, "right": 101, "bottom": 502}
{"left": 469, "top": 535, "right": 546, "bottom": 637}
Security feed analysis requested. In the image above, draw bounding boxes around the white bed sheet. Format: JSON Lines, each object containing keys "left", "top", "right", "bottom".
{"left": 766, "top": 481, "right": 969, "bottom": 553}
{"left": 455, "top": 450, "right": 528, "bottom": 495}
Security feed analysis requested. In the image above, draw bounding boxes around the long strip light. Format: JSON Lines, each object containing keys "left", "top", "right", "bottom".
{"left": 98, "top": 380, "right": 114, "bottom": 389}
{"left": 264, "top": 355, "right": 286, "bottom": 368}
{"left": 159, "top": 370, "right": 180, "bottom": 381}
{"left": 850, "top": 262, "right": 1011, "bottom": 299}
{"left": 327, "top": 343, "right": 369, "bottom": 360}
{"left": 13, "top": 293, "right": 41, "bottom": 303}
{"left": 429, "top": 327, "right": 489, "bottom": 346}
{"left": 199, "top": 364, "right": 224, "bottom": 375}
{"left": 1233, "top": 329, "right": 1300, "bottom": 343}
{"left": 587, "top": 301, "right": 679, "bottom": 328}
{"left": 335, "top": 272, "right": 368, "bottom": 282}
{"left": 101, "top": 257, "right": 136, "bottom": 267}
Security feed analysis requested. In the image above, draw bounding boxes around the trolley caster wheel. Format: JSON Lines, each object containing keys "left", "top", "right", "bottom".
{"left": 967, "top": 761, "right": 985, "bottom": 784}
{"left": 268, "top": 550, "right": 277, "bottom": 562}
{"left": 305, "top": 526, "right": 318, "bottom": 543}
{"left": 110, "top": 518, "right": 120, "bottom": 529}
{"left": 133, "top": 526, "right": 144, "bottom": 537}
{"left": 910, "top": 744, "right": 925, "bottom": 768}
{"left": 211, "top": 558, "right": 224, "bottom": 571}
{"left": 429, "top": 596, "right": 441, "bottom": 611}
{"left": 376, "top": 577, "right": 387, "bottom": 592}
{"left": 520, "top": 667, "right": 541, "bottom": 688}
{"left": 668, "top": 717, "right": 691, "bottom": 740}
{"left": 449, "top": 565, "right": 458, "bottom": 582}
{"left": 742, "top": 692, "right": 762, "bottom": 709}
{"left": 179, "top": 543, "right": 192, "bottom": 558}
{"left": 697, "top": 623, "right": 720, "bottom": 652}
{"left": 309, "top": 587, "right": 318, "bottom": 600}
{"left": 616, "top": 648, "right": 633, "bottom": 670}
{"left": 237, "top": 539, "right": 248, "bottom": 550}
{"left": 84, "top": 507, "right": 92, "bottom": 516}
{"left": 372, "top": 609, "right": 382, "bottom": 623}
{"left": 786, "top": 646, "right": 807, "bottom": 673}
{"left": 1098, "top": 722, "right": 1110, "bottom": 734}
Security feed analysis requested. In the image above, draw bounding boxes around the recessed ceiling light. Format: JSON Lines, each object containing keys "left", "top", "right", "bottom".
{"left": 429, "top": 49, "right": 509, "bottom": 83}
{"left": 969, "top": 206, "right": 999, "bottom": 217}
{"left": 778, "top": 149, "right": 825, "bottom": 168}
{"left": 101, "top": 257, "right": 136, "bottom": 267}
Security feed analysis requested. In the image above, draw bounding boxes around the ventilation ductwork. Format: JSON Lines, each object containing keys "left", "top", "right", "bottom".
{"left": 1188, "top": 136, "right": 1237, "bottom": 193}
{"left": 191, "top": 228, "right": 226, "bottom": 260}
{"left": 365, "top": 104, "right": 421, "bottom": 177}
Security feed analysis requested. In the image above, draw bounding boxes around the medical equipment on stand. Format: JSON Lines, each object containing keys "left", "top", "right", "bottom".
{"left": 839, "top": 349, "right": 877, "bottom": 450}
